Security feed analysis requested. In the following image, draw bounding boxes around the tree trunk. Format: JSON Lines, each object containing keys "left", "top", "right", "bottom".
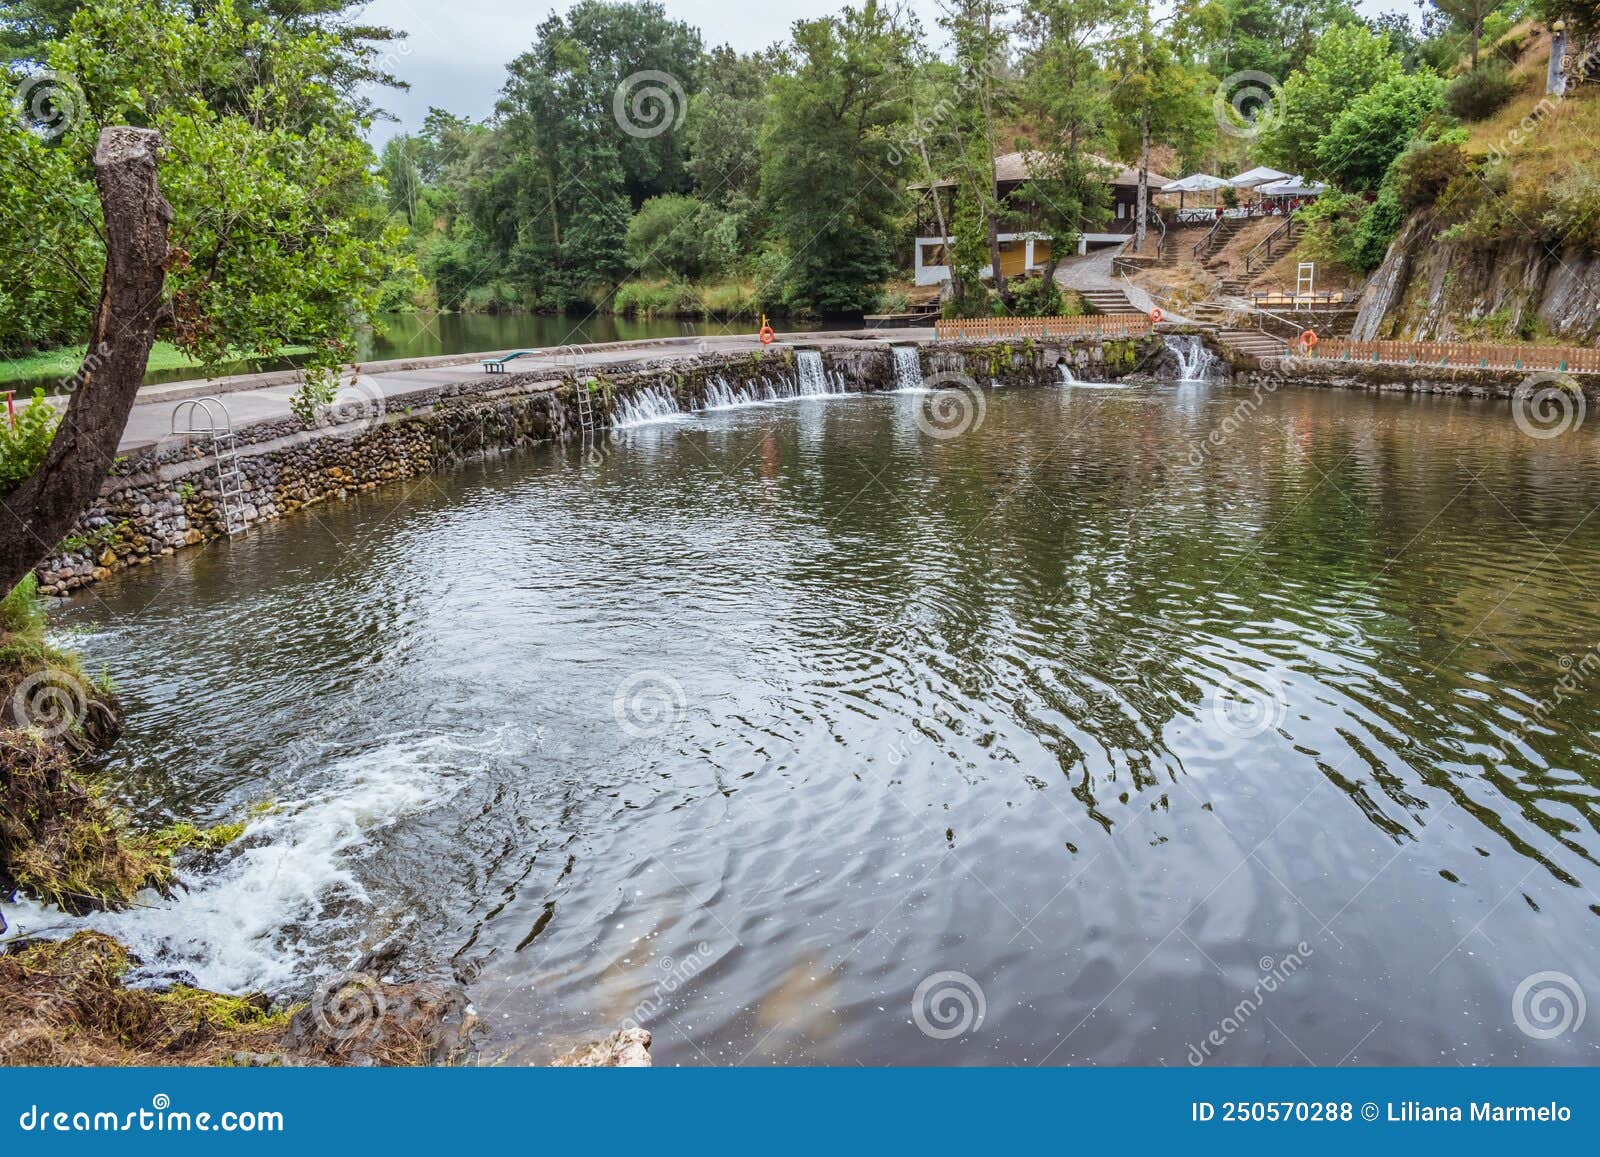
{"left": 1136, "top": 98, "right": 1150, "bottom": 253}
{"left": 0, "top": 128, "right": 171, "bottom": 596}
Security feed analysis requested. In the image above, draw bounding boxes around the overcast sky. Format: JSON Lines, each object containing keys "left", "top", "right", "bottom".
{"left": 357, "top": 0, "right": 1411, "bottom": 145}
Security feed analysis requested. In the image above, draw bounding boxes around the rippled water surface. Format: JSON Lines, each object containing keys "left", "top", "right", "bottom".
{"left": 33, "top": 382, "right": 1600, "bottom": 1065}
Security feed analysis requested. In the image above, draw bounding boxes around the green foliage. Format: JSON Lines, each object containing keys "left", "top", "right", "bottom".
{"left": 1009, "top": 274, "right": 1064, "bottom": 317}
{"left": 1205, "top": 0, "right": 1363, "bottom": 81}
{"left": 761, "top": 3, "right": 914, "bottom": 315}
{"left": 0, "top": 0, "right": 408, "bottom": 413}
{"left": 0, "top": 390, "right": 61, "bottom": 492}
{"left": 1442, "top": 60, "right": 1515, "bottom": 122}
{"left": 1393, "top": 132, "right": 1469, "bottom": 210}
{"left": 625, "top": 194, "right": 739, "bottom": 280}
{"left": 1259, "top": 22, "right": 1400, "bottom": 174}
{"left": 491, "top": 0, "right": 702, "bottom": 310}
{"left": 1316, "top": 71, "right": 1444, "bottom": 193}
{"left": 0, "top": 575, "right": 48, "bottom": 640}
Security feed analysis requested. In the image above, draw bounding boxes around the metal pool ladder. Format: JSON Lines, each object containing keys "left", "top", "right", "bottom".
{"left": 575, "top": 380, "right": 596, "bottom": 436}
{"left": 170, "top": 396, "right": 246, "bottom": 537}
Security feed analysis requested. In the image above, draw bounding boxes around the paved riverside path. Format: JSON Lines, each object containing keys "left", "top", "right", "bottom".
{"left": 111, "top": 329, "right": 934, "bottom": 452}
{"left": 1054, "top": 245, "right": 1194, "bottom": 324}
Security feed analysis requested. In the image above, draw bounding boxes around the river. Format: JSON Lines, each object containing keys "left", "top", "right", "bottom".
{"left": 21, "top": 377, "right": 1600, "bottom": 1065}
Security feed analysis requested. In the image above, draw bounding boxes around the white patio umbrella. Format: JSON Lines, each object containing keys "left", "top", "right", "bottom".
{"left": 1228, "top": 166, "right": 1289, "bottom": 189}
{"left": 1257, "top": 177, "right": 1329, "bottom": 197}
{"left": 1159, "top": 172, "right": 1230, "bottom": 210}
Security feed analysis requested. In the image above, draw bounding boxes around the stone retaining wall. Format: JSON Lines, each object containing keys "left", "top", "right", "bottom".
{"left": 37, "top": 336, "right": 1152, "bottom": 597}
{"left": 1233, "top": 357, "right": 1600, "bottom": 402}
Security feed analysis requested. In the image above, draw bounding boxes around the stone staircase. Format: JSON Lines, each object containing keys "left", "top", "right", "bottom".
{"left": 1078, "top": 287, "right": 1143, "bottom": 315}
{"left": 1217, "top": 328, "right": 1290, "bottom": 362}
{"left": 1193, "top": 216, "right": 1247, "bottom": 265}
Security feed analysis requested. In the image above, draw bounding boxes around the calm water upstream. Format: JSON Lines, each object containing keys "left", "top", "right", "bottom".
{"left": 24, "top": 380, "right": 1600, "bottom": 1065}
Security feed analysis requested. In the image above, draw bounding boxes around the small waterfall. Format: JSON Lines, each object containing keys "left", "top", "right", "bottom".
{"left": 703, "top": 375, "right": 787, "bottom": 409}
{"left": 1166, "top": 335, "right": 1218, "bottom": 381}
{"left": 1059, "top": 362, "right": 1077, "bottom": 385}
{"left": 796, "top": 350, "right": 830, "bottom": 396}
{"left": 892, "top": 346, "right": 925, "bottom": 391}
{"left": 612, "top": 384, "right": 682, "bottom": 428}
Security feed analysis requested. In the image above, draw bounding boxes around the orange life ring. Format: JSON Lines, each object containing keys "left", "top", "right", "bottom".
{"left": 1300, "top": 329, "right": 1318, "bottom": 349}
{"left": 759, "top": 325, "right": 775, "bottom": 345}
{"left": 1149, "top": 308, "right": 1163, "bottom": 324}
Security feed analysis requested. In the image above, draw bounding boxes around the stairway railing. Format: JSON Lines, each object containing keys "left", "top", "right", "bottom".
{"left": 1242, "top": 217, "right": 1298, "bottom": 276}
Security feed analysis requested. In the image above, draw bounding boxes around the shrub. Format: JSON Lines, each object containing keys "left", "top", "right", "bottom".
{"left": 1009, "top": 274, "right": 1063, "bottom": 317}
{"left": 1443, "top": 62, "right": 1515, "bottom": 122}
{"left": 0, "top": 389, "right": 60, "bottom": 493}
{"left": 1394, "top": 133, "right": 1468, "bottom": 210}
{"left": 612, "top": 279, "right": 697, "bottom": 318}
{"left": 625, "top": 195, "right": 739, "bottom": 281}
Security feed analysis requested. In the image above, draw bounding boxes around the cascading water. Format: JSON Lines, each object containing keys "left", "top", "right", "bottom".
{"left": 892, "top": 346, "right": 925, "bottom": 391}
{"left": 612, "top": 384, "right": 682, "bottom": 427}
{"left": 796, "top": 350, "right": 830, "bottom": 396}
{"left": 1166, "top": 334, "right": 1218, "bottom": 381}
{"left": 1059, "top": 362, "right": 1077, "bottom": 385}
{"left": 703, "top": 376, "right": 784, "bottom": 410}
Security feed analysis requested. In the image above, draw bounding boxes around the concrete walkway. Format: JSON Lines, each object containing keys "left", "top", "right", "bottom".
{"left": 110, "top": 329, "right": 933, "bottom": 452}
{"left": 1053, "top": 246, "right": 1194, "bottom": 324}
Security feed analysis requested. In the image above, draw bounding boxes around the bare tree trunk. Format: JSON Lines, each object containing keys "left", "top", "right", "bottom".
{"left": 1136, "top": 98, "right": 1150, "bottom": 253}
{"left": 0, "top": 128, "right": 171, "bottom": 596}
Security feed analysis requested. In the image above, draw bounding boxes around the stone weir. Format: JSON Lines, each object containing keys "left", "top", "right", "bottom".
{"left": 34, "top": 333, "right": 1161, "bottom": 597}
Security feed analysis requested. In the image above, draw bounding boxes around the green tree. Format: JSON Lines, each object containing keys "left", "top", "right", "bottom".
{"left": 1205, "top": 0, "right": 1361, "bottom": 81}
{"left": 1015, "top": 0, "right": 1116, "bottom": 281}
{"left": 0, "top": 0, "right": 407, "bottom": 592}
{"left": 938, "top": 0, "right": 1016, "bottom": 300}
{"left": 1258, "top": 21, "right": 1400, "bottom": 176}
{"left": 1315, "top": 71, "right": 1444, "bottom": 193}
{"left": 495, "top": 0, "right": 701, "bottom": 308}
{"left": 760, "top": 2, "right": 915, "bottom": 314}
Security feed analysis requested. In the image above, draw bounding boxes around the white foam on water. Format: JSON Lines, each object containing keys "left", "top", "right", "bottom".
{"left": 892, "top": 347, "right": 925, "bottom": 392}
{"left": 0, "top": 732, "right": 488, "bottom": 995}
{"left": 612, "top": 384, "right": 684, "bottom": 428}
{"left": 1166, "top": 334, "right": 1218, "bottom": 382}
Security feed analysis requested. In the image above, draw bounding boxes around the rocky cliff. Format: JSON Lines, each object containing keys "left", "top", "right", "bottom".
{"left": 1350, "top": 212, "right": 1600, "bottom": 344}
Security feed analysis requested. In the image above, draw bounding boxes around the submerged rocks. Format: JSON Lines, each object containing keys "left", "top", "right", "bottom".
{"left": 552, "top": 1027, "right": 653, "bottom": 1067}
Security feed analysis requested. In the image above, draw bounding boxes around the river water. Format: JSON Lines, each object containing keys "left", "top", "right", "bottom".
{"left": 23, "top": 379, "right": 1600, "bottom": 1065}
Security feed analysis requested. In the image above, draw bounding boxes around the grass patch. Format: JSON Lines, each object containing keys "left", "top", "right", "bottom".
{"left": 611, "top": 277, "right": 764, "bottom": 319}
{"left": 0, "top": 341, "right": 312, "bottom": 387}
{"left": 0, "top": 931, "right": 291, "bottom": 1065}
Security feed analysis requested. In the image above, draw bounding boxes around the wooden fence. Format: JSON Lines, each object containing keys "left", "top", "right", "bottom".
{"left": 934, "top": 315, "right": 1154, "bottom": 341}
{"left": 1310, "top": 339, "right": 1600, "bottom": 374}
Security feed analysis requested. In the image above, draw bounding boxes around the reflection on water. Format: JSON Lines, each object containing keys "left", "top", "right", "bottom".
{"left": 31, "top": 383, "right": 1600, "bottom": 1065}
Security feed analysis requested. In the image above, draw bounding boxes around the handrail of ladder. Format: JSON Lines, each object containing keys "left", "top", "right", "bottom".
{"left": 170, "top": 396, "right": 234, "bottom": 437}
